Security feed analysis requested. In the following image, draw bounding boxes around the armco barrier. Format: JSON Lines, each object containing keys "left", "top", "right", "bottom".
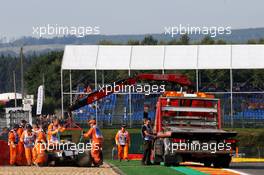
{"left": 0, "top": 140, "right": 9, "bottom": 165}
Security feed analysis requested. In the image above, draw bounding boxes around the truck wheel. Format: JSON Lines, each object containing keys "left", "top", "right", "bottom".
{"left": 213, "top": 160, "right": 221, "bottom": 168}
{"left": 221, "top": 161, "right": 230, "bottom": 168}
{"left": 163, "top": 155, "right": 172, "bottom": 166}
{"left": 204, "top": 161, "right": 212, "bottom": 167}
{"left": 164, "top": 160, "right": 178, "bottom": 166}
{"left": 213, "top": 155, "right": 231, "bottom": 168}
{"left": 164, "top": 161, "right": 171, "bottom": 166}
{"left": 98, "top": 150, "right": 104, "bottom": 166}
{"left": 172, "top": 162, "right": 179, "bottom": 167}
{"left": 153, "top": 155, "right": 162, "bottom": 165}
{"left": 220, "top": 155, "right": 231, "bottom": 168}
{"left": 77, "top": 150, "right": 92, "bottom": 167}
{"left": 164, "top": 154, "right": 181, "bottom": 167}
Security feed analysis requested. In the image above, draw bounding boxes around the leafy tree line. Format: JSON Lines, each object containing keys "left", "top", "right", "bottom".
{"left": 0, "top": 35, "right": 264, "bottom": 114}
{"left": 100, "top": 34, "right": 264, "bottom": 45}
{"left": 0, "top": 54, "right": 33, "bottom": 93}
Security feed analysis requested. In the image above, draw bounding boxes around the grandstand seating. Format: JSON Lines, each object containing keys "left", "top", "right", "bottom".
{"left": 74, "top": 87, "right": 264, "bottom": 127}
{"left": 73, "top": 89, "right": 159, "bottom": 124}
{"left": 222, "top": 94, "right": 264, "bottom": 125}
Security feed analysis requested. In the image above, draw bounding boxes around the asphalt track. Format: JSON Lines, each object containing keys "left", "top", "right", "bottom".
{"left": 0, "top": 163, "right": 118, "bottom": 175}
{"left": 177, "top": 162, "right": 264, "bottom": 175}
{"left": 229, "top": 162, "right": 264, "bottom": 175}
{"left": 0, "top": 162, "right": 263, "bottom": 175}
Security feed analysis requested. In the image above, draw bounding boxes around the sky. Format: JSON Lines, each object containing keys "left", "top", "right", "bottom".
{"left": 0, "top": 0, "right": 263, "bottom": 38}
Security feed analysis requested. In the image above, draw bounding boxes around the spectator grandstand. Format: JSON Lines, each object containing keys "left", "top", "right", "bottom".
{"left": 73, "top": 86, "right": 159, "bottom": 127}
{"left": 72, "top": 86, "right": 264, "bottom": 128}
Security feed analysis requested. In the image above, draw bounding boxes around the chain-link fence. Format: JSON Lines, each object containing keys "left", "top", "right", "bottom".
{"left": 238, "top": 146, "right": 264, "bottom": 158}
{"left": 62, "top": 69, "right": 264, "bottom": 128}
{"left": 0, "top": 112, "right": 7, "bottom": 129}
{"left": 0, "top": 111, "right": 30, "bottom": 129}
{"left": 198, "top": 69, "right": 264, "bottom": 128}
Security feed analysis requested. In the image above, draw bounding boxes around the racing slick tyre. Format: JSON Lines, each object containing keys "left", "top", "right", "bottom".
{"left": 220, "top": 155, "right": 231, "bottom": 168}
{"left": 97, "top": 150, "right": 104, "bottom": 166}
{"left": 77, "top": 150, "right": 92, "bottom": 167}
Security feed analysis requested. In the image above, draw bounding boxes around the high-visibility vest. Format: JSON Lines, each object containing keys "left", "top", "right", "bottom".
{"left": 117, "top": 130, "right": 129, "bottom": 146}
{"left": 35, "top": 129, "right": 46, "bottom": 143}
{"left": 50, "top": 125, "right": 59, "bottom": 143}
{"left": 23, "top": 131, "right": 35, "bottom": 148}
{"left": 94, "top": 126, "right": 103, "bottom": 139}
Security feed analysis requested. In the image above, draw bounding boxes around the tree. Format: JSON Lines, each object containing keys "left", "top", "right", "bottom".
{"left": 258, "top": 38, "right": 264, "bottom": 44}
{"left": 250, "top": 131, "right": 264, "bottom": 158}
{"left": 127, "top": 40, "right": 140, "bottom": 45}
{"left": 0, "top": 103, "right": 4, "bottom": 113}
{"left": 141, "top": 35, "right": 158, "bottom": 45}
{"left": 25, "top": 51, "right": 63, "bottom": 113}
{"left": 158, "top": 40, "right": 167, "bottom": 45}
{"left": 179, "top": 34, "right": 190, "bottom": 45}
{"left": 201, "top": 36, "right": 215, "bottom": 44}
{"left": 216, "top": 39, "right": 226, "bottom": 44}
{"left": 167, "top": 39, "right": 178, "bottom": 45}
{"left": 98, "top": 40, "right": 115, "bottom": 45}
{"left": 247, "top": 39, "right": 257, "bottom": 44}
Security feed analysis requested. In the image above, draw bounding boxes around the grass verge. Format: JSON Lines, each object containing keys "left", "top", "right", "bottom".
{"left": 106, "top": 160, "right": 185, "bottom": 175}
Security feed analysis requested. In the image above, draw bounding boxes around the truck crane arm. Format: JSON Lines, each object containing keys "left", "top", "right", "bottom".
{"left": 68, "top": 73, "right": 192, "bottom": 112}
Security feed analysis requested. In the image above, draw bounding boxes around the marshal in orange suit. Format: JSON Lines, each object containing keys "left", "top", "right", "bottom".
{"left": 47, "top": 117, "right": 65, "bottom": 144}
{"left": 16, "top": 120, "right": 27, "bottom": 166}
{"left": 20, "top": 124, "right": 36, "bottom": 166}
{"left": 83, "top": 119, "right": 103, "bottom": 166}
{"left": 8, "top": 124, "right": 19, "bottom": 165}
{"left": 115, "top": 124, "right": 130, "bottom": 161}
{"left": 32, "top": 123, "right": 47, "bottom": 166}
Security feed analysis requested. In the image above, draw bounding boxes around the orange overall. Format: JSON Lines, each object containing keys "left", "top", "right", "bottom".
{"left": 33, "top": 130, "right": 47, "bottom": 165}
{"left": 16, "top": 127, "right": 26, "bottom": 165}
{"left": 115, "top": 130, "right": 130, "bottom": 160}
{"left": 8, "top": 130, "right": 18, "bottom": 165}
{"left": 20, "top": 131, "right": 35, "bottom": 165}
{"left": 47, "top": 123, "right": 65, "bottom": 144}
{"left": 84, "top": 125, "right": 103, "bottom": 165}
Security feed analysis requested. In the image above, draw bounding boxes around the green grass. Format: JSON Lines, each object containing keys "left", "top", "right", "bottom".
{"left": 107, "top": 160, "right": 185, "bottom": 175}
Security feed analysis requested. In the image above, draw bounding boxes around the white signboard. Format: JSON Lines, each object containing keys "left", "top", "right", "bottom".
{"left": 36, "top": 85, "right": 44, "bottom": 115}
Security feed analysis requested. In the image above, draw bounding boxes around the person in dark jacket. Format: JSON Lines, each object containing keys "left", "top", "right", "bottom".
{"left": 141, "top": 118, "right": 155, "bottom": 165}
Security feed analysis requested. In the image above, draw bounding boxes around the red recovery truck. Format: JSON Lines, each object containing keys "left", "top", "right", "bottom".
{"left": 153, "top": 91, "right": 237, "bottom": 167}
{"left": 68, "top": 73, "right": 237, "bottom": 168}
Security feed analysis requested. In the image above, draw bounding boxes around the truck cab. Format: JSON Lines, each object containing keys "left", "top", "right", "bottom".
{"left": 153, "top": 91, "right": 237, "bottom": 167}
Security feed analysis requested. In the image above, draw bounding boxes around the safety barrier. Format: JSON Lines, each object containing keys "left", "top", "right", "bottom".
{"left": 0, "top": 140, "right": 9, "bottom": 165}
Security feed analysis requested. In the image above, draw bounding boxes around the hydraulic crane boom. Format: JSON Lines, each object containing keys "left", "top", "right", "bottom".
{"left": 68, "top": 74, "right": 192, "bottom": 112}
